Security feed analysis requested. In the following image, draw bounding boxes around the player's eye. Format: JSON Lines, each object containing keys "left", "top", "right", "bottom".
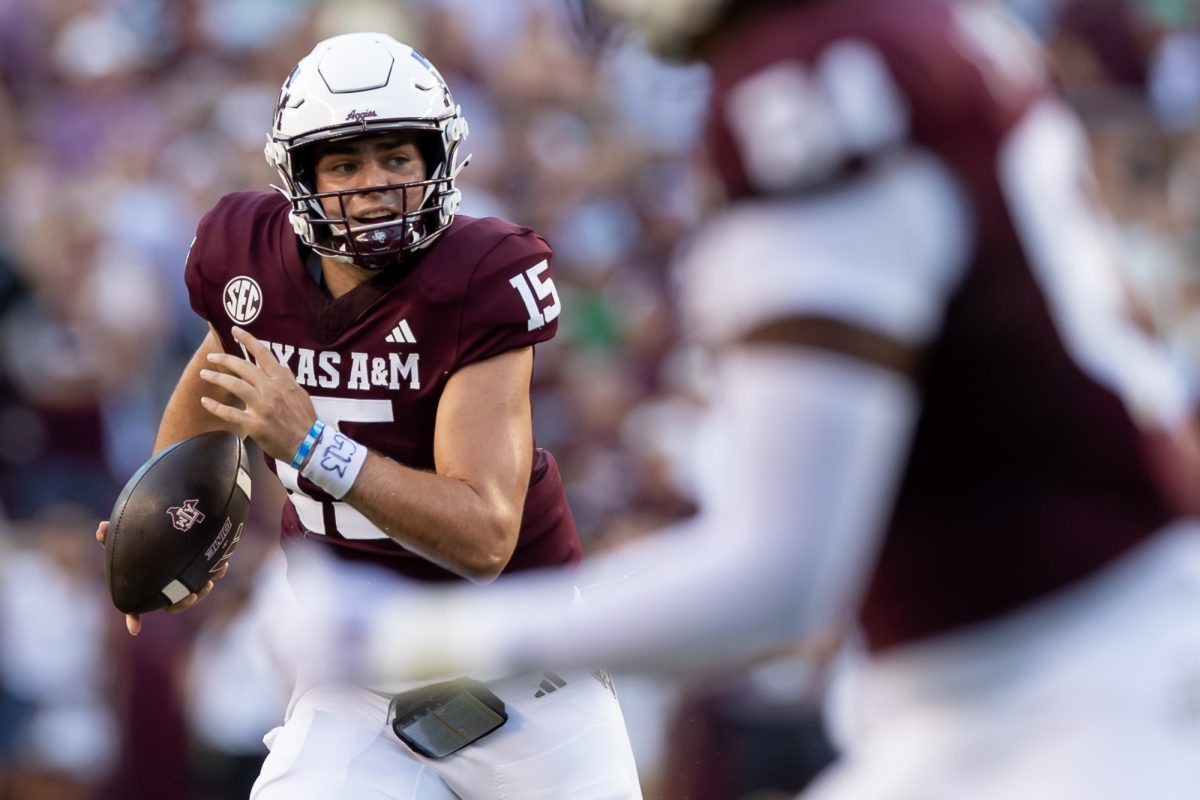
{"left": 317, "top": 156, "right": 358, "bottom": 176}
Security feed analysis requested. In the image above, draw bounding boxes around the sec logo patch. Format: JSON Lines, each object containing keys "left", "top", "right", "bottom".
{"left": 224, "top": 276, "right": 262, "bottom": 324}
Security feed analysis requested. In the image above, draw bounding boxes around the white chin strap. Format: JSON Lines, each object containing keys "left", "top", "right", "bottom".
{"left": 434, "top": 154, "right": 472, "bottom": 221}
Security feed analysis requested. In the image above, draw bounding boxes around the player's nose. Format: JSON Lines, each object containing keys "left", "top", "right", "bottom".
{"left": 357, "top": 157, "right": 396, "bottom": 192}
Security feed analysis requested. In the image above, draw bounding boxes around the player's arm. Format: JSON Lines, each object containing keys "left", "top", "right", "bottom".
{"left": 356, "top": 334, "right": 920, "bottom": 679}
{"left": 97, "top": 325, "right": 242, "bottom": 635}
{"left": 344, "top": 345, "right": 533, "bottom": 582}
{"left": 154, "top": 325, "right": 243, "bottom": 453}
{"left": 200, "top": 327, "right": 532, "bottom": 584}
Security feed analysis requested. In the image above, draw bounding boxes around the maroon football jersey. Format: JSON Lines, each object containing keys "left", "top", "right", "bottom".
{"left": 184, "top": 191, "right": 580, "bottom": 581}
{"left": 704, "top": 0, "right": 1200, "bottom": 649}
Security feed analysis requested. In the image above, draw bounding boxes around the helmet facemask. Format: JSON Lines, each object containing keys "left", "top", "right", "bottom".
{"left": 285, "top": 132, "right": 466, "bottom": 270}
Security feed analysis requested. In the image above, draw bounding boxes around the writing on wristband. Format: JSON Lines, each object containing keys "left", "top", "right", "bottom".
{"left": 290, "top": 419, "right": 327, "bottom": 469}
{"left": 300, "top": 427, "right": 367, "bottom": 500}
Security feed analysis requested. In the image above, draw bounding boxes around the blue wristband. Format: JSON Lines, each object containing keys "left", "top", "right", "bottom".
{"left": 290, "top": 419, "right": 326, "bottom": 469}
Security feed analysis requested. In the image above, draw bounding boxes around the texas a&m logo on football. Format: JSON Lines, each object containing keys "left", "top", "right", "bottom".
{"left": 224, "top": 276, "right": 263, "bottom": 325}
{"left": 167, "top": 499, "right": 206, "bottom": 532}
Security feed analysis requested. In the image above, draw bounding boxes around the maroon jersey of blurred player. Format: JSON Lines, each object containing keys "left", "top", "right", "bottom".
{"left": 703, "top": 0, "right": 1200, "bottom": 649}
{"left": 184, "top": 191, "right": 580, "bottom": 581}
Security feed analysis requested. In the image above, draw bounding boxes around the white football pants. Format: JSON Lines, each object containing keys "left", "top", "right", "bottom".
{"left": 806, "top": 521, "right": 1200, "bottom": 800}
{"left": 249, "top": 667, "right": 642, "bottom": 799}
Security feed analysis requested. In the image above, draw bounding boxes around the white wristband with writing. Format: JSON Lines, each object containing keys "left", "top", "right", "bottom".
{"left": 300, "top": 423, "right": 368, "bottom": 500}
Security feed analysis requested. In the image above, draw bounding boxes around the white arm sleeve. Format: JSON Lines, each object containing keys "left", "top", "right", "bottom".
{"left": 364, "top": 349, "right": 917, "bottom": 679}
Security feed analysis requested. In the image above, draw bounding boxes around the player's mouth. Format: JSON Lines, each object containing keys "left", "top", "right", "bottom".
{"left": 351, "top": 208, "right": 401, "bottom": 227}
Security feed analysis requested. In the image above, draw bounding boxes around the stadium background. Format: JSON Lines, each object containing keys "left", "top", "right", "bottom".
{"left": 0, "top": 0, "right": 1198, "bottom": 797}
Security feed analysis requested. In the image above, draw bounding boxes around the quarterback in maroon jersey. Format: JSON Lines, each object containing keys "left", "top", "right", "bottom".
{"left": 339, "top": 2, "right": 1200, "bottom": 797}
{"left": 98, "top": 32, "right": 641, "bottom": 800}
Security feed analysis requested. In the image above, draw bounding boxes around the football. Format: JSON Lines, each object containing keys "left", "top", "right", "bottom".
{"left": 105, "top": 430, "right": 252, "bottom": 615}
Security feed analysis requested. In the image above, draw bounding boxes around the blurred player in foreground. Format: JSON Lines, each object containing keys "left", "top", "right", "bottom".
{"left": 326, "top": 2, "right": 1200, "bottom": 797}
{"left": 98, "top": 31, "right": 641, "bottom": 800}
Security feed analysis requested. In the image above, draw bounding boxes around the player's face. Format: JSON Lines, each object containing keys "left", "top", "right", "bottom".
{"left": 313, "top": 132, "right": 429, "bottom": 229}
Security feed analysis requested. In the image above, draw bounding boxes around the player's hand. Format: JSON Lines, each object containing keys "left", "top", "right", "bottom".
{"left": 198, "top": 325, "right": 318, "bottom": 464}
{"left": 96, "top": 520, "right": 227, "bottom": 636}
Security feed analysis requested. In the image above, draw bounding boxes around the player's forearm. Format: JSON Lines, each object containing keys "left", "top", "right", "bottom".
{"left": 358, "top": 513, "right": 836, "bottom": 681}
{"left": 155, "top": 330, "right": 242, "bottom": 454}
{"left": 344, "top": 451, "right": 521, "bottom": 583}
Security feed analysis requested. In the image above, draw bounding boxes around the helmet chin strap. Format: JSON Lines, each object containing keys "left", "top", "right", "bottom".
{"left": 405, "top": 155, "right": 470, "bottom": 250}
{"left": 418, "top": 163, "right": 445, "bottom": 215}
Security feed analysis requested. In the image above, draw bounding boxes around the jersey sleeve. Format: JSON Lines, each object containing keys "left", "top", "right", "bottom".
{"left": 183, "top": 200, "right": 228, "bottom": 327}
{"left": 456, "top": 230, "right": 560, "bottom": 367}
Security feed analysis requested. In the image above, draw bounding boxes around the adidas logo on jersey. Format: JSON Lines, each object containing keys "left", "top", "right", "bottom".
{"left": 533, "top": 671, "right": 568, "bottom": 699}
{"left": 385, "top": 319, "right": 417, "bottom": 344}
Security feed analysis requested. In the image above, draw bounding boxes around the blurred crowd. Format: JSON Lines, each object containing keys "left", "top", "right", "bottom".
{"left": 0, "top": 0, "right": 1199, "bottom": 798}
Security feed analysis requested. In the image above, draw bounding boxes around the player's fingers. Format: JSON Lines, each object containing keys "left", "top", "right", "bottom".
{"left": 166, "top": 594, "right": 199, "bottom": 613}
{"left": 96, "top": 520, "right": 109, "bottom": 545}
{"left": 206, "top": 351, "right": 262, "bottom": 382}
{"left": 193, "top": 586, "right": 210, "bottom": 603}
{"left": 199, "top": 368, "right": 257, "bottom": 400}
{"left": 126, "top": 614, "right": 141, "bottom": 636}
{"left": 169, "top": 579, "right": 216, "bottom": 614}
{"left": 165, "top": 595, "right": 193, "bottom": 612}
{"left": 231, "top": 326, "right": 282, "bottom": 372}
{"left": 200, "top": 396, "right": 251, "bottom": 426}
{"left": 212, "top": 561, "right": 230, "bottom": 581}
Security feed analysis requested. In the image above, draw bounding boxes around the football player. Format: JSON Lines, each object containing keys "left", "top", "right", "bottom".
{"left": 337, "top": 2, "right": 1200, "bottom": 797}
{"left": 97, "top": 32, "right": 642, "bottom": 800}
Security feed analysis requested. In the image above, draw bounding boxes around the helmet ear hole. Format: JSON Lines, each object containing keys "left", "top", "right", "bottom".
{"left": 291, "top": 144, "right": 320, "bottom": 189}
{"left": 416, "top": 131, "right": 444, "bottom": 181}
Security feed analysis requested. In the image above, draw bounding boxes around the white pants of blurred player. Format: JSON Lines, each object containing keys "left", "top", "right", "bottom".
{"left": 807, "top": 521, "right": 1200, "bottom": 800}
{"left": 249, "top": 666, "right": 641, "bottom": 799}
{"left": 246, "top": 547, "right": 643, "bottom": 800}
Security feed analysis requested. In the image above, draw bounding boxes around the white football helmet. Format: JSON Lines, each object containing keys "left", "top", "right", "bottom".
{"left": 265, "top": 33, "right": 470, "bottom": 269}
